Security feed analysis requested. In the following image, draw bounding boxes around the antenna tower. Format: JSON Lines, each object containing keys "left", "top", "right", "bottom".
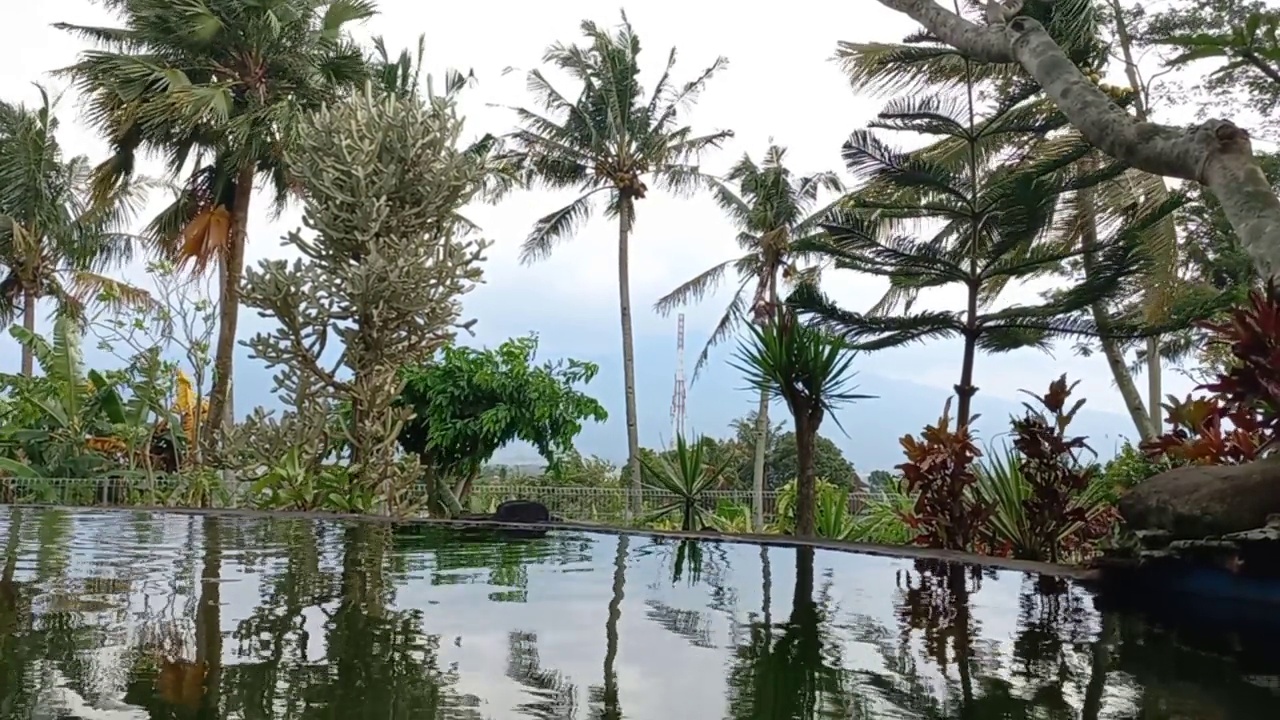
{"left": 671, "top": 313, "right": 687, "bottom": 440}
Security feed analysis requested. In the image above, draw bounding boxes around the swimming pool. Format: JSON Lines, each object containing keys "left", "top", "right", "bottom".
{"left": 0, "top": 506, "right": 1275, "bottom": 718}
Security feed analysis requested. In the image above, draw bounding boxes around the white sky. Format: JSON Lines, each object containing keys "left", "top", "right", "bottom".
{"left": 11, "top": 0, "right": 1267, "bottom": 444}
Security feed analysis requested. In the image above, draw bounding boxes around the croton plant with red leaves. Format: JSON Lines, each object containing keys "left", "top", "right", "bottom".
{"left": 1142, "top": 282, "right": 1280, "bottom": 465}
{"left": 1011, "top": 375, "right": 1109, "bottom": 563}
{"left": 896, "top": 398, "right": 993, "bottom": 552}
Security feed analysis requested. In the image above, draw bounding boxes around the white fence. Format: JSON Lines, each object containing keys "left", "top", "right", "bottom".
{"left": 0, "top": 477, "right": 873, "bottom": 526}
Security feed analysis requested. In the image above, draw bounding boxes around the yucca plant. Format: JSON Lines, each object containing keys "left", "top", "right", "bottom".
{"left": 734, "top": 310, "right": 875, "bottom": 537}
{"left": 639, "top": 434, "right": 733, "bottom": 531}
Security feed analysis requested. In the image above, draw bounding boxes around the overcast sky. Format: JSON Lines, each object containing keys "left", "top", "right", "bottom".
{"left": 5, "top": 0, "right": 1243, "bottom": 464}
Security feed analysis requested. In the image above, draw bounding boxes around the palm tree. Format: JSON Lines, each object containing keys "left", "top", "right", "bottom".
{"left": 733, "top": 311, "right": 872, "bottom": 537}
{"left": 654, "top": 145, "right": 842, "bottom": 531}
{"left": 507, "top": 12, "right": 732, "bottom": 517}
{"left": 56, "top": 0, "right": 376, "bottom": 444}
{"left": 0, "top": 88, "right": 152, "bottom": 376}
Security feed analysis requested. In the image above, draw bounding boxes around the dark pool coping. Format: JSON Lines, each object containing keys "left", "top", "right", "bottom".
{"left": 0, "top": 503, "right": 1098, "bottom": 581}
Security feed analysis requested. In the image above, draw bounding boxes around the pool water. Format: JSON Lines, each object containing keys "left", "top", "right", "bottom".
{"left": 0, "top": 507, "right": 1277, "bottom": 719}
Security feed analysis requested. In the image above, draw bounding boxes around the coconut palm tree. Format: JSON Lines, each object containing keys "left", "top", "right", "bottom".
{"left": 507, "top": 12, "right": 732, "bottom": 517}
{"left": 56, "top": 0, "right": 376, "bottom": 443}
{"left": 654, "top": 145, "right": 842, "bottom": 531}
{"left": 0, "top": 88, "right": 152, "bottom": 376}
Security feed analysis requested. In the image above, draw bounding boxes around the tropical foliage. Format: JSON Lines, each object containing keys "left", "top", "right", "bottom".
{"left": 6, "top": 0, "right": 1280, "bottom": 566}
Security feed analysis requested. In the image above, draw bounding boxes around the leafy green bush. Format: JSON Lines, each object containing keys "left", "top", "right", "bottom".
{"left": 1097, "top": 442, "right": 1168, "bottom": 503}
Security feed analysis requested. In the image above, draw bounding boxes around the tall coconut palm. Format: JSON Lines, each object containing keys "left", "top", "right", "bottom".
{"left": 507, "top": 12, "right": 732, "bottom": 517}
{"left": 56, "top": 0, "right": 376, "bottom": 444}
{"left": 654, "top": 145, "right": 842, "bottom": 531}
{"left": 0, "top": 87, "right": 152, "bottom": 376}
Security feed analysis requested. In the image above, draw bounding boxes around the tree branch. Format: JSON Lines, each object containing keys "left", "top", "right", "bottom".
{"left": 873, "top": 0, "right": 1280, "bottom": 280}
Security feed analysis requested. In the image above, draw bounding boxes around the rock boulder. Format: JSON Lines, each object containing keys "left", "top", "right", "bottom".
{"left": 1118, "top": 459, "right": 1280, "bottom": 539}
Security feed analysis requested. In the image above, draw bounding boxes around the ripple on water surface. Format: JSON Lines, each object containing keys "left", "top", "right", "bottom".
{"left": 1, "top": 505, "right": 1278, "bottom": 719}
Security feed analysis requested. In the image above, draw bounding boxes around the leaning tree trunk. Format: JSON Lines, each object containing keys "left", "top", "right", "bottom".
{"left": 617, "top": 199, "right": 643, "bottom": 521}
{"left": 20, "top": 289, "right": 36, "bottom": 377}
{"left": 205, "top": 168, "right": 254, "bottom": 449}
{"left": 1079, "top": 172, "right": 1156, "bottom": 441}
{"left": 878, "top": 0, "right": 1280, "bottom": 279}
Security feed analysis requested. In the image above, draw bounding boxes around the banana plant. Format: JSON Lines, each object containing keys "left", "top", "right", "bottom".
{"left": 2, "top": 317, "right": 127, "bottom": 477}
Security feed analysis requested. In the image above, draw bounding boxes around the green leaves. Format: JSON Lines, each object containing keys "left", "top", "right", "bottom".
{"left": 394, "top": 334, "right": 608, "bottom": 484}
{"left": 732, "top": 314, "right": 874, "bottom": 429}
{"left": 1155, "top": 10, "right": 1280, "bottom": 79}
{"left": 508, "top": 12, "right": 731, "bottom": 257}
{"left": 639, "top": 434, "right": 733, "bottom": 530}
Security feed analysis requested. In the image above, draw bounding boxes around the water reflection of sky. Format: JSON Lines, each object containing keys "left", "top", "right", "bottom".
{"left": 0, "top": 507, "right": 1181, "bottom": 718}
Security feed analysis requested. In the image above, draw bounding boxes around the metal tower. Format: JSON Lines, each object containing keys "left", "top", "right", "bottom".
{"left": 671, "top": 313, "right": 687, "bottom": 440}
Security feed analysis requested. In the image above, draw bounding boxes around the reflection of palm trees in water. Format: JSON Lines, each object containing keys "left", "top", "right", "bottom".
{"left": 725, "top": 545, "right": 850, "bottom": 720}
{"left": 588, "top": 534, "right": 628, "bottom": 720}
{"left": 507, "top": 631, "right": 579, "bottom": 720}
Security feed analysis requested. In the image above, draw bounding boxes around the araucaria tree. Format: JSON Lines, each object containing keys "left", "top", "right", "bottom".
{"left": 239, "top": 81, "right": 495, "bottom": 511}
{"left": 795, "top": 71, "right": 1152, "bottom": 426}
{"left": 655, "top": 145, "right": 842, "bottom": 531}
{"left": 871, "top": 0, "right": 1280, "bottom": 281}
{"left": 508, "top": 12, "right": 732, "bottom": 516}
{"left": 58, "top": 0, "right": 375, "bottom": 445}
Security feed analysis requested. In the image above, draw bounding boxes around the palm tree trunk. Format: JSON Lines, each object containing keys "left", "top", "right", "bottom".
{"left": 794, "top": 412, "right": 817, "bottom": 538}
{"left": 957, "top": 285, "right": 979, "bottom": 427}
{"left": 617, "top": 201, "right": 643, "bottom": 520}
{"left": 1146, "top": 341, "right": 1163, "bottom": 431}
{"left": 1079, "top": 164, "right": 1156, "bottom": 441}
{"left": 205, "top": 167, "right": 255, "bottom": 448}
{"left": 760, "top": 544, "right": 772, "bottom": 627}
{"left": 600, "top": 534, "right": 628, "bottom": 720}
{"left": 20, "top": 290, "right": 36, "bottom": 376}
{"left": 751, "top": 389, "right": 769, "bottom": 531}
{"left": 1109, "top": 0, "right": 1169, "bottom": 437}
{"left": 195, "top": 516, "right": 222, "bottom": 714}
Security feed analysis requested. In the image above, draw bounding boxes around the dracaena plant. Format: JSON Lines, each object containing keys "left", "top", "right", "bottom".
{"left": 1142, "top": 282, "right": 1280, "bottom": 464}
{"left": 1008, "top": 375, "right": 1112, "bottom": 563}
{"left": 896, "top": 398, "right": 992, "bottom": 553}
